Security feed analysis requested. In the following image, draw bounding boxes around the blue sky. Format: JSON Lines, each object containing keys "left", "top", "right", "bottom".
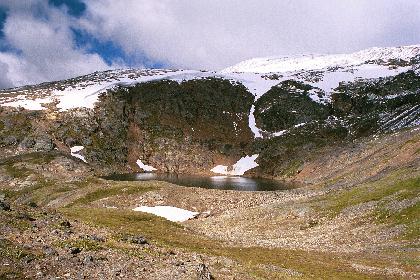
{"left": 49, "top": 0, "right": 86, "bottom": 17}
{"left": 47, "top": 0, "right": 165, "bottom": 68}
{"left": 0, "top": 8, "right": 6, "bottom": 37}
{"left": 0, "top": 0, "right": 419, "bottom": 89}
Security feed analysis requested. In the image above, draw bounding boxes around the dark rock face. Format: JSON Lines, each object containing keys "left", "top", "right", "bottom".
{"left": 70, "top": 247, "right": 82, "bottom": 254}
{"left": 119, "top": 78, "right": 254, "bottom": 174}
{"left": 0, "top": 108, "right": 38, "bottom": 147}
{"left": 59, "top": 220, "right": 71, "bottom": 228}
{"left": 54, "top": 78, "right": 254, "bottom": 174}
{"left": 254, "top": 80, "right": 329, "bottom": 133}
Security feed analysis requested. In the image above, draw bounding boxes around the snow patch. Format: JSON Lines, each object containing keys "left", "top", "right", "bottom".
{"left": 211, "top": 154, "right": 259, "bottom": 176}
{"left": 136, "top": 160, "right": 157, "bottom": 172}
{"left": 1, "top": 97, "right": 52, "bottom": 110}
{"left": 70, "top": 146, "right": 84, "bottom": 153}
{"left": 70, "top": 146, "right": 87, "bottom": 163}
{"left": 54, "top": 84, "right": 113, "bottom": 111}
{"left": 132, "top": 206, "right": 199, "bottom": 222}
{"left": 294, "top": 123, "right": 306, "bottom": 128}
{"left": 248, "top": 105, "right": 262, "bottom": 138}
{"left": 310, "top": 64, "right": 412, "bottom": 93}
{"left": 218, "top": 72, "right": 280, "bottom": 99}
{"left": 272, "top": 130, "right": 287, "bottom": 137}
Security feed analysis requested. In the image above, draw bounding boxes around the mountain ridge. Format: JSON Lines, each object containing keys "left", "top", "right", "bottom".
{"left": 0, "top": 43, "right": 419, "bottom": 177}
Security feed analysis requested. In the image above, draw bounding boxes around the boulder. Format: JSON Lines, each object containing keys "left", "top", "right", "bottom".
{"left": 34, "top": 135, "right": 55, "bottom": 151}
{"left": 0, "top": 197, "right": 11, "bottom": 211}
{"left": 2, "top": 135, "right": 18, "bottom": 146}
{"left": 196, "top": 263, "right": 213, "bottom": 280}
{"left": 19, "top": 137, "right": 36, "bottom": 149}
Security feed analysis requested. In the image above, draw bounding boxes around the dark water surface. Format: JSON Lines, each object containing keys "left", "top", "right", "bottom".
{"left": 104, "top": 173, "right": 296, "bottom": 191}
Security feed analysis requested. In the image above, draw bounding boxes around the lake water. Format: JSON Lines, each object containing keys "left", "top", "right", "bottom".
{"left": 104, "top": 173, "right": 295, "bottom": 192}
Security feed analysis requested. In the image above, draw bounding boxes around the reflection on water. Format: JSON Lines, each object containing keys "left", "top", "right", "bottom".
{"left": 135, "top": 173, "right": 157, "bottom": 180}
{"left": 210, "top": 176, "right": 258, "bottom": 191}
{"left": 104, "top": 173, "right": 295, "bottom": 192}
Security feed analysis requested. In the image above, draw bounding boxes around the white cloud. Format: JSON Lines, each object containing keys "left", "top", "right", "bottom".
{"left": 81, "top": 0, "right": 420, "bottom": 70}
{"left": 0, "top": 59, "right": 13, "bottom": 89}
{"left": 0, "top": 0, "right": 114, "bottom": 88}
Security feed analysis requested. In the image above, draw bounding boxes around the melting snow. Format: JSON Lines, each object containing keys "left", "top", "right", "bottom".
{"left": 272, "top": 130, "right": 287, "bottom": 137}
{"left": 54, "top": 85, "right": 112, "bottom": 111}
{"left": 294, "top": 123, "right": 306, "bottom": 128}
{"left": 132, "top": 206, "right": 199, "bottom": 222}
{"left": 211, "top": 154, "right": 259, "bottom": 176}
{"left": 248, "top": 105, "right": 263, "bottom": 138}
{"left": 136, "top": 160, "right": 157, "bottom": 172}
{"left": 70, "top": 146, "right": 87, "bottom": 163}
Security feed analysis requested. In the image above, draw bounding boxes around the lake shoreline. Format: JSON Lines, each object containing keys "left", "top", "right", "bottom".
{"left": 102, "top": 172, "right": 299, "bottom": 192}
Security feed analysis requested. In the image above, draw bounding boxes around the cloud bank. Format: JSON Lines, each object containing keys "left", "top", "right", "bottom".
{"left": 0, "top": 0, "right": 419, "bottom": 88}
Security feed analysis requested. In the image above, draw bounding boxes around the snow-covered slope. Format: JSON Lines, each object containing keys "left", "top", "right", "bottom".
{"left": 0, "top": 69, "right": 209, "bottom": 111}
{"left": 2, "top": 45, "right": 419, "bottom": 111}
{"left": 222, "top": 45, "right": 420, "bottom": 74}
{"left": 221, "top": 45, "right": 420, "bottom": 137}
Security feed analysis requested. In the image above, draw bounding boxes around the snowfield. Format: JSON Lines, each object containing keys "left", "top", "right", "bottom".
{"left": 132, "top": 206, "right": 199, "bottom": 222}
{"left": 221, "top": 45, "right": 420, "bottom": 74}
